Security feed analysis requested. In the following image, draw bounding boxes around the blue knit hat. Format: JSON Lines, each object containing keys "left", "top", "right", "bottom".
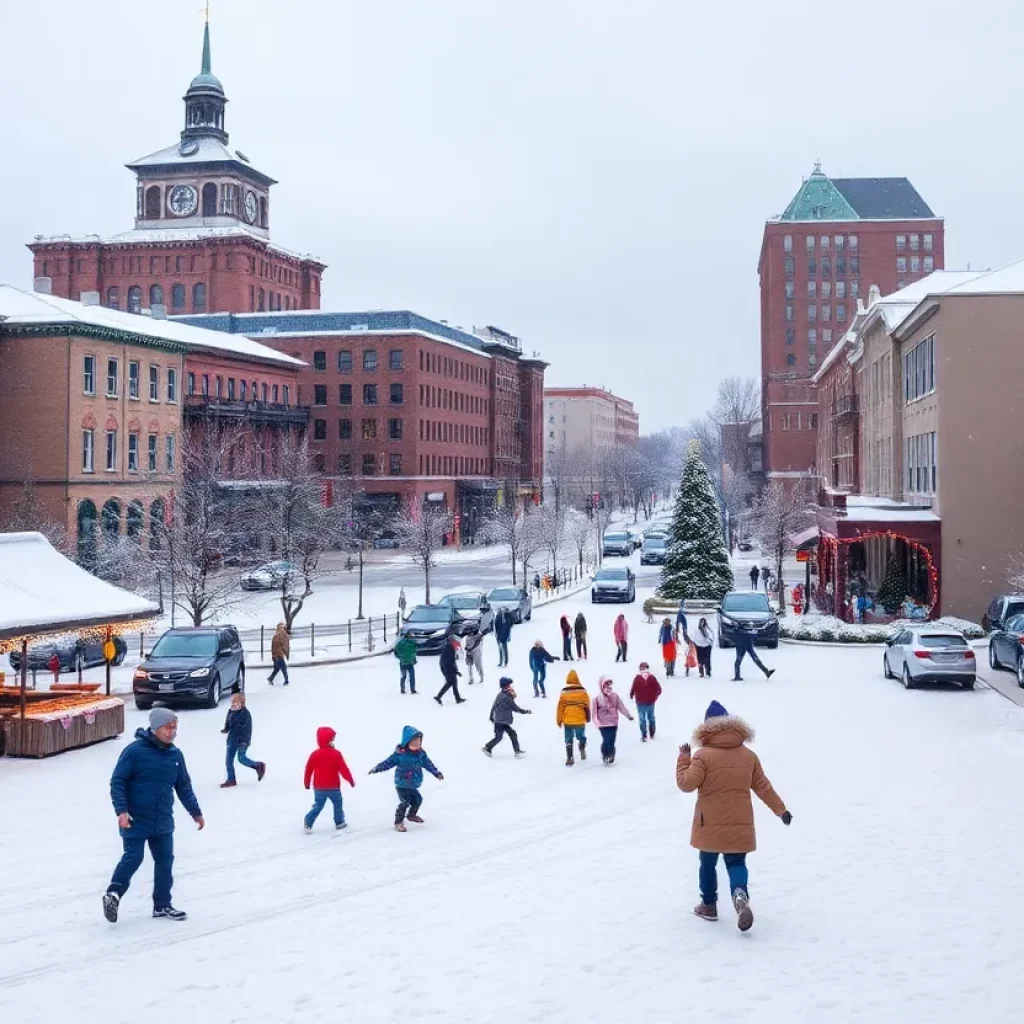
{"left": 499, "top": 677, "right": 514, "bottom": 689}
{"left": 704, "top": 700, "right": 729, "bottom": 721}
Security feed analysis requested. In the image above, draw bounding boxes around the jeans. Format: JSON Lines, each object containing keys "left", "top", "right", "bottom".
{"left": 304, "top": 788, "right": 345, "bottom": 829}
{"left": 698, "top": 851, "right": 749, "bottom": 905}
{"left": 734, "top": 636, "right": 770, "bottom": 678}
{"left": 562, "top": 635, "right": 573, "bottom": 660}
{"left": 696, "top": 645, "right": 712, "bottom": 676}
{"left": 269, "top": 656, "right": 289, "bottom": 684}
{"left": 395, "top": 786, "right": 423, "bottom": 823}
{"left": 400, "top": 663, "right": 416, "bottom": 692}
{"left": 615, "top": 641, "right": 628, "bottom": 662}
{"left": 484, "top": 722, "right": 520, "bottom": 753}
{"left": 225, "top": 741, "right": 259, "bottom": 783}
{"left": 636, "top": 702, "right": 656, "bottom": 738}
{"left": 108, "top": 832, "right": 174, "bottom": 908}
{"left": 497, "top": 640, "right": 509, "bottom": 666}
{"left": 466, "top": 652, "right": 483, "bottom": 684}
{"left": 750, "top": 577, "right": 758, "bottom": 590}
{"left": 436, "top": 672, "right": 462, "bottom": 702}
{"left": 563, "top": 724, "right": 586, "bottom": 745}
{"left": 575, "top": 634, "right": 587, "bottom": 658}
{"left": 598, "top": 725, "right": 618, "bottom": 759}
{"left": 532, "top": 664, "right": 547, "bottom": 696}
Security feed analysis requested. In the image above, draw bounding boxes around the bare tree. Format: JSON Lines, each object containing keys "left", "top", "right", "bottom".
{"left": 536, "top": 501, "right": 565, "bottom": 573}
{"left": 564, "top": 508, "right": 595, "bottom": 575}
{"left": 394, "top": 502, "right": 454, "bottom": 604}
{"left": 479, "top": 492, "right": 527, "bottom": 585}
{"left": 749, "top": 480, "right": 814, "bottom": 614}
{"left": 345, "top": 493, "right": 392, "bottom": 619}
{"left": 713, "top": 375, "right": 760, "bottom": 424}
{"left": 543, "top": 441, "right": 576, "bottom": 518}
{"left": 516, "top": 507, "right": 547, "bottom": 586}
{"left": 0, "top": 480, "right": 71, "bottom": 552}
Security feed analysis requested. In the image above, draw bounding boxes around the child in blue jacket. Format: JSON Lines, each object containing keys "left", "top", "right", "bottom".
{"left": 369, "top": 725, "right": 444, "bottom": 832}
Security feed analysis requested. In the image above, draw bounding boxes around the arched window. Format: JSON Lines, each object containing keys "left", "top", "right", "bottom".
{"left": 149, "top": 283, "right": 164, "bottom": 306}
{"left": 127, "top": 286, "right": 142, "bottom": 314}
{"left": 149, "top": 498, "right": 166, "bottom": 551}
{"left": 101, "top": 499, "right": 121, "bottom": 539}
{"left": 259, "top": 196, "right": 268, "bottom": 228}
{"left": 126, "top": 500, "right": 144, "bottom": 541}
{"left": 145, "top": 186, "right": 162, "bottom": 219}
{"left": 202, "top": 182, "right": 218, "bottom": 217}
{"left": 171, "top": 283, "right": 185, "bottom": 309}
{"left": 77, "top": 499, "right": 98, "bottom": 569}
{"left": 192, "top": 282, "right": 207, "bottom": 312}
{"left": 106, "top": 287, "right": 120, "bottom": 309}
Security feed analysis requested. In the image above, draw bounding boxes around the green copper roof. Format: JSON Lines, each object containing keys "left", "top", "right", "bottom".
{"left": 779, "top": 165, "right": 859, "bottom": 222}
{"left": 188, "top": 23, "right": 224, "bottom": 93}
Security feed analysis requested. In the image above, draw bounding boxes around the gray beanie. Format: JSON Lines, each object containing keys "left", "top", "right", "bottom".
{"left": 149, "top": 707, "right": 178, "bottom": 731}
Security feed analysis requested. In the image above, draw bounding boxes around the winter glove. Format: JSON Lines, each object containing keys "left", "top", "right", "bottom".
{"left": 781, "top": 811, "right": 793, "bottom": 826}
{"left": 436, "top": 774, "right": 444, "bottom": 781}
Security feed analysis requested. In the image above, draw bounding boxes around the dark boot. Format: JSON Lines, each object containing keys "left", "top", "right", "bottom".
{"left": 650, "top": 723, "right": 656, "bottom": 739}
{"left": 565, "top": 743, "right": 574, "bottom": 766}
{"left": 579, "top": 741, "right": 587, "bottom": 761}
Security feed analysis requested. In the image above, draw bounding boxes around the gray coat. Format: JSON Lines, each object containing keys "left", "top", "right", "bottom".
{"left": 489, "top": 690, "right": 528, "bottom": 726}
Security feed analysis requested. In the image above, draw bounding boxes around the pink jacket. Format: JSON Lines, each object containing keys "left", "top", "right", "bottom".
{"left": 613, "top": 617, "right": 628, "bottom": 643}
{"left": 592, "top": 679, "right": 633, "bottom": 727}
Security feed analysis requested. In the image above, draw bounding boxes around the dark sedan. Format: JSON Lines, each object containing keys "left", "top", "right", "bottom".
{"left": 9, "top": 634, "right": 127, "bottom": 674}
{"left": 133, "top": 626, "right": 245, "bottom": 711}
{"left": 399, "top": 605, "right": 458, "bottom": 654}
{"left": 717, "top": 591, "right": 779, "bottom": 649}
{"left": 988, "top": 612, "right": 1024, "bottom": 686}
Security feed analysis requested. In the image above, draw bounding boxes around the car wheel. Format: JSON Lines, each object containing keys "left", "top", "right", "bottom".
{"left": 883, "top": 653, "right": 894, "bottom": 680}
{"left": 1017, "top": 657, "right": 1024, "bottom": 689}
{"left": 766, "top": 640, "right": 778, "bottom": 650}
{"left": 135, "top": 698, "right": 153, "bottom": 711}
{"left": 236, "top": 665, "right": 246, "bottom": 691}
{"left": 990, "top": 642, "right": 1001, "bottom": 671}
{"left": 902, "top": 663, "right": 917, "bottom": 690}
{"left": 962, "top": 677, "right": 976, "bottom": 690}
{"left": 205, "top": 674, "right": 222, "bottom": 709}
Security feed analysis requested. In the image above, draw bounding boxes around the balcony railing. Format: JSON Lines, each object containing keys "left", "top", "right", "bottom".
{"left": 183, "top": 395, "right": 310, "bottom": 427}
{"left": 830, "top": 394, "right": 859, "bottom": 419}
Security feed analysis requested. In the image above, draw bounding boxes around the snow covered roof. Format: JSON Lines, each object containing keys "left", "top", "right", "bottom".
{"left": 841, "top": 497, "right": 939, "bottom": 523}
{"left": 0, "top": 285, "right": 304, "bottom": 369}
{"left": 942, "top": 257, "right": 1024, "bottom": 295}
{"left": 0, "top": 533, "right": 159, "bottom": 644}
{"left": 126, "top": 136, "right": 275, "bottom": 186}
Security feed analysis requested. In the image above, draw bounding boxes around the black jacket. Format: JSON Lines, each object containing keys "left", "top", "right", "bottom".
{"left": 489, "top": 690, "right": 529, "bottom": 725}
{"left": 222, "top": 707, "right": 252, "bottom": 746}
{"left": 439, "top": 644, "right": 460, "bottom": 679}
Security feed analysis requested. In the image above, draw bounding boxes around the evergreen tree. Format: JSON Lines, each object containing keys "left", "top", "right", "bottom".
{"left": 659, "top": 441, "right": 734, "bottom": 602}
{"left": 877, "top": 552, "right": 908, "bottom": 615}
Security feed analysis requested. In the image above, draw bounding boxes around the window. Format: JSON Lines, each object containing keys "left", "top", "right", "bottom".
{"left": 363, "top": 349, "right": 378, "bottom": 371}
{"left": 388, "top": 418, "right": 403, "bottom": 440}
{"left": 226, "top": 377, "right": 235, "bottom": 400}
{"left": 807, "top": 257, "right": 816, "bottom": 276}
{"left": 851, "top": 281, "right": 860, "bottom": 298}
{"left": 837, "top": 304, "right": 846, "bottom": 323}
{"left": 904, "top": 334, "right": 936, "bottom": 402}
{"left": 339, "top": 384, "right": 352, "bottom": 405}
{"left": 106, "top": 286, "right": 120, "bottom": 309}
{"left": 171, "top": 283, "right": 185, "bottom": 309}
{"left": 835, "top": 281, "right": 846, "bottom": 299}
{"left": 896, "top": 256, "right": 907, "bottom": 273}
{"left": 808, "top": 350, "right": 817, "bottom": 369}
{"left": 337, "top": 350, "right": 353, "bottom": 372}
{"left": 105, "top": 429, "right": 117, "bottom": 472}
{"left": 165, "top": 435, "right": 176, "bottom": 473}
{"left": 896, "top": 235, "right": 907, "bottom": 251}
{"left": 806, "top": 236, "right": 815, "bottom": 251}
{"left": 821, "top": 281, "right": 831, "bottom": 299}
{"left": 128, "top": 433, "right": 139, "bottom": 472}
{"left": 148, "top": 434, "right": 157, "bottom": 471}
{"left": 836, "top": 256, "right": 846, "bottom": 276}
{"left": 363, "top": 383, "right": 378, "bottom": 405}
{"left": 835, "top": 235, "right": 844, "bottom": 250}
{"left": 82, "top": 355, "right": 96, "bottom": 394}
{"left": 910, "top": 234, "right": 920, "bottom": 251}
{"left": 808, "top": 328, "right": 817, "bottom": 346}
{"left": 786, "top": 353, "right": 796, "bottom": 367}
{"left": 312, "top": 453, "right": 326, "bottom": 473}
{"left": 82, "top": 429, "right": 94, "bottom": 472}
{"left": 362, "top": 418, "right": 377, "bottom": 440}
{"left": 149, "top": 284, "right": 164, "bottom": 307}
{"left": 314, "top": 384, "right": 327, "bottom": 406}
{"left": 808, "top": 305, "right": 817, "bottom": 322}
{"left": 783, "top": 235, "right": 793, "bottom": 252}
{"left": 201, "top": 374, "right": 210, "bottom": 396}
{"left": 272, "top": 384, "right": 279, "bottom": 403}
{"left": 106, "top": 358, "right": 119, "bottom": 396}
{"left": 785, "top": 304, "right": 794, "bottom": 322}
{"left": 849, "top": 234, "right": 859, "bottom": 250}
{"left": 905, "top": 431, "right": 937, "bottom": 493}
{"left": 924, "top": 256, "right": 934, "bottom": 273}
{"left": 127, "top": 286, "right": 142, "bottom": 314}
{"left": 807, "top": 281, "right": 816, "bottom": 298}
{"left": 187, "top": 371, "right": 195, "bottom": 396}
{"left": 338, "top": 453, "right": 352, "bottom": 475}
{"left": 785, "top": 281, "right": 795, "bottom": 299}
{"left": 216, "top": 376, "right": 223, "bottom": 398}
{"left": 821, "top": 256, "right": 831, "bottom": 277}
{"left": 923, "top": 233, "right": 933, "bottom": 252}
{"left": 313, "top": 351, "right": 327, "bottom": 371}
{"left": 239, "top": 380, "right": 247, "bottom": 402}
{"left": 149, "top": 365, "right": 159, "bottom": 401}
{"left": 339, "top": 418, "right": 352, "bottom": 439}
{"left": 362, "top": 454, "right": 377, "bottom": 476}
{"left": 192, "top": 283, "right": 206, "bottom": 312}
{"left": 314, "top": 418, "right": 327, "bottom": 440}
{"left": 389, "top": 383, "right": 404, "bottom": 404}
{"left": 910, "top": 256, "right": 920, "bottom": 273}
{"left": 823, "top": 329, "right": 833, "bottom": 344}
{"left": 128, "top": 361, "right": 140, "bottom": 399}
{"left": 850, "top": 256, "right": 860, "bottom": 274}
{"left": 784, "top": 256, "right": 794, "bottom": 275}
{"left": 785, "top": 328, "right": 795, "bottom": 346}
{"left": 389, "top": 454, "right": 402, "bottom": 475}
{"left": 283, "top": 385, "right": 289, "bottom": 405}
{"left": 389, "top": 349, "right": 404, "bottom": 370}
{"left": 822, "top": 304, "right": 831, "bottom": 322}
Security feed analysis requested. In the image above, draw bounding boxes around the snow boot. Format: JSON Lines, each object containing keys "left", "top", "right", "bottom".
{"left": 766, "top": 669, "right": 776, "bottom": 680}
{"left": 303, "top": 825, "right": 312, "bottom": 834}
{"left": 219, "top": 780, "right": 237, "bottom": 788}
{"left": 565, "top": 744, "right": 575, "bottom": 767}
{"left": 407, "top": 814, "right": 425, "bottom": 824}
{"left": 394, "top": 821, "right": 408, "bottom": 832}
{"left": 433, "top": 696, "right": 443, "bottom": 706}
{"left": 102, "top": 891, "right": 120, "bottom": 923}
{"left": 256, "top": 763, "right": 266, "bottom": 782}
{"left": 153, "top": 905, "right": 187, "bottom": 921}
{"left": 335, "top": 822, "right": 348, "bottom": 831}
{"left": 693, "top": 903, "right": 718, "bottom": 922}
{"left": 641, "top": 734, "right": 647, "bottom": 742}
{"left": 579, "top": 742, "right": 587, "bottom": 761}
{"left": 514, "top": 750, "right": 527, "bottom": 759}
{"left": 733, "top": 890, "right": 754, "bottom": 932}
{"left": 482, "top": 746, "right": 493, "bottom": 757}
{"left": 650, "top": 724, "right": 656, "bottom": 739}
{"left": 455, "top": 698, "right": 467, "bottom": 704}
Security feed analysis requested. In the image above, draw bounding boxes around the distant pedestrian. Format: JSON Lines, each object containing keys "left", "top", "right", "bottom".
{"left": 613, "top": 613, "right": 629, "bottom": 662}
{"left": 684, "top": 640, "right": 698, "bottom": 676}
{"left": 533, "top": 572, "right": 541, "bottom": 592}
{"left": 556, "top": 669, "right": 590, "bottom": 767}
{"left": 393, "top": 632, "right": 418, "bottom": 694}
{"left": 464, "top": 627, "right": 485, "bottom": 685}
{"left": 528, "top": 639, "right": 558, "bottom": 697}
{"left": 398, "top": 588, "right": 407, "bottom": 618}
{"left": 574, "top": 611, "right": 588, "bottom": 659}
{"left": 762, "top": 567, "right": 773, "bottom": 594}
{"left": 434, "top": 638, "right": 465, "bottom": 705}
{"left": 369, "top": 725, "right": 444, "bottom": 832}
{"left": 659, "top": 617, "right": 677, "bottom": 676}
{"left": 693, "top": 618, "right": 714, "bottom": 677}
{"left": 482, "top": 677, "right": 531, "bottom": 758}
{"left": 559, "top": 614, "right": 574, "bottom": 661}
{"left": 220, "top": 689, "right": 265, "bottom": 788}
{"left": 629, "top": 661, "right": 662, "bottom": 741}
{"left": 676, "top": 600, "right": 689, "bottom": 644}
{"left": 494, "top": 607, "right": 513, "bottom": 667}
{"left": 268, "top": 622, "right": 290, "bottom": 685}
{"left": 592, "top": 675, "right": 633, "bottom": 764}
{"left": 732, "top": 626, "right": 774, "bottom": 681}
{"left": 302, "top": 726, "right": 355, "bottom": 832}
{"left": 749, "top": 565, "right": 760, "bottom": 590}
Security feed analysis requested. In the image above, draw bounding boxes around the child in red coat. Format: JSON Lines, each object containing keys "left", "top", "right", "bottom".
{"left": 303, "top": 726, "right": 355, "bottom": 832}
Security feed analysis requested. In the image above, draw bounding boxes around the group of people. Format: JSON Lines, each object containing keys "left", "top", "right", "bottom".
{"left": 748, "top": 564, "right": 776, "bottom": 594}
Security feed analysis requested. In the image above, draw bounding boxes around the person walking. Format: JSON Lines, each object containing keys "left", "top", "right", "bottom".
{"left": 676, "top": 600, "right": 690, "bottom": 644}
{"left": 434, "top": 637, "right": 465, "bottom": 705}
{"left": 591, "top": 675, "right": 634, "bottom": 764}
{"left": 732, "top": 625, "right": 775, "bottom": 681}
{"left": 559, "top": 614, "right": 574, "bottom": 661}
{"left": 556, "top": 669, "right": 590, "bottom": 766}
{"left": 749, "top": 565, "right": 760, "bottom": 590}
{"left": 103, "top": 708, "right": 204, "bottom": 924}
{"left": 658, "top": 617, "right": 678, "bottom": 677}
{"left": 693, "top": 617, "right": 715, "bottom": 678}
{"left": 482, "top": 677, "right": 531, "bottom": 758}
{"left": 369, "top": 725, "right": 444, "bottom": 832}
{"left": 676, "top": 700, "right": 792, "bottom": 931}
{"left": 393, "top": 632, "right": 418, "bottom": 694}
{"left": 528, "top": 639, "right": 558, "bottom": 697}
{"left": 464, "top": 627, "right": 485, "bottom": 685}
{"left": 613, "top": 613, "right": 629, "bottom": 662}
{"left": 220, "top": 689, "right": 265, "bottom": 787}
{"left": 302, "top": 726, "right": 355, "bottom": 832}
{"left": 629, "top": 661, "right": 662, "bottom": 741}
{"left": 494, "top": 607, "right": 513, "bottom": 668}
{"left": 268, "top": 622, "right": 290, "bottom": 685}
{"left": 398, "top": 587, "right": 407, "bottom": 618}
{"left": 573, "top": 611, "right": 588, "bottom": 659}
{"left": 762, "top": 567, "right": 773, "bottom": 594}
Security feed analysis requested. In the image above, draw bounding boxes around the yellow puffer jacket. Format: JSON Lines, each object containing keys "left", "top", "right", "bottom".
{"left": 556, "top": 674, "right": 590, "bottom": 727}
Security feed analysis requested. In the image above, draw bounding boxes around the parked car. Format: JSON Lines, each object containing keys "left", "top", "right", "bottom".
{"left": 591, "top": 566, "right": 636, "bottom": 603}
{"left": 398, "top": 604, "right": 459, "bottom": 654}
{"left": 9, "top": 634, "right": 127, "bottom": 674}
{"left": 982, "top": 594, "right": 1024, "bottom": 633}
{"left": 373, "top": 537, "right": 401, "bottom": 549}
{"left": 602, "top": 531, "right": 633, "bottom": 557}
{"left": 437, "top": 590, "right": 494, "bottom": 635}
{"left": 716, "top": 592, "right": 779, "bottom": 649}
{"left": 485, "top": 586, "right": 533, "bottom": 623}
{"left": 640, "top": 536, "right": 667, "bottom": 566}
{"left": 884, "top": 627, "right": 975, "bottom": 689}
{"left": 240, "top": 560, "right": 299, "bottom": 591}
{"left": 737, "top": 539, "right": 754, "bottom": 552}
{"left": 627, "top": 528, "right": 644, "bottom": 551}
{"left": 133, "top": 626, "right": 245, "bottom": 711}
{"left": 986, "top": 612, "right": 1024, "bottom": 685}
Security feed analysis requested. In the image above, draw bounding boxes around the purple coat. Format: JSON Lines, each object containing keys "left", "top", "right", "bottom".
{"left": 591, "top": 681, "right": 632, "bottom": 727}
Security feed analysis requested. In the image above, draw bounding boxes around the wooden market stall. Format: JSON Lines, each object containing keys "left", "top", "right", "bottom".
{"left": 0, "top": 532, "right": 158, "bottom": 757}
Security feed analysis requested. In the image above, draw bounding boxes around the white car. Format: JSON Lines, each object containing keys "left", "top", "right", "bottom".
{"left": 883, "top": 627, "right": 976, "bottom": 689}
{"left": 240, "top": 560, "right": 298, "bottom": 591}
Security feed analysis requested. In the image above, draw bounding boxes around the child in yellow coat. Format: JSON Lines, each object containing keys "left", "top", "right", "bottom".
{"left": 556, "top": 669, "right": 590, "bottom": 767}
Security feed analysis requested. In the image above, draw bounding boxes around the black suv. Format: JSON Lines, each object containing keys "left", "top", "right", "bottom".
{"left": 398, "top": 605, "right": 458, "bottom": 654}
{"left": 982, "top": 594, "right": 1024, "bottom": 633}
{"left": 133, "top": 626, "right": 245, "bottom": 711}
{"left": 716, "top": 591, "right": 780, "bottom": 649}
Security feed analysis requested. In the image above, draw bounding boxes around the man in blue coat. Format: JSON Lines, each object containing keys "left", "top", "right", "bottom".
{"left": 103, "top": 707, "right": 204, "bottom": 923}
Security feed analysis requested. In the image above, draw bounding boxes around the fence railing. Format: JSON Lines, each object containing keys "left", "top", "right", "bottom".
{"left": 241, "top": 615, "right": 403, "bottom": 660}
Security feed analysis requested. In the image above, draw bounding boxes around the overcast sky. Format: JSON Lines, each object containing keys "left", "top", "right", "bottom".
{"left": 1, "top": 0, "right": 1021, "bottom": 431}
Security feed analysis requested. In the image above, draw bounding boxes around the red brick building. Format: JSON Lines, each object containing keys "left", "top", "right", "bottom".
{"left": 759, "top": 163, "right": 943, "bottom": 482}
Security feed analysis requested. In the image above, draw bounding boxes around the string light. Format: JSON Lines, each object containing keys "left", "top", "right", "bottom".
{"left": 0, "top": 617, "right": 159, "bottom": 657}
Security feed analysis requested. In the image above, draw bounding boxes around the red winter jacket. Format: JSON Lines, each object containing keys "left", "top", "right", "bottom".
{"left": 304, "top": 726, "right": 355, "bottom": 790}
{"left": 629, "top": 672, "right": 662, "bottom": 705}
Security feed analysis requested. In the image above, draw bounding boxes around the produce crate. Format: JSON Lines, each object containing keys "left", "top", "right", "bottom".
{"left": 2, "top": 699, "right": 125, "bottom": 757}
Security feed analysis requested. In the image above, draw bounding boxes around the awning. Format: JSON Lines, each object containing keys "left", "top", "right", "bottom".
{"left": 789, "top": 526, "right": 820, "bottom": 549}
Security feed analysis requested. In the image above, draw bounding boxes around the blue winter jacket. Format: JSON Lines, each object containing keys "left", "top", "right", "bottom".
{"left": 222, "top": 707, "right": 253, "bottom": 746}
{"left": 528, "top": 646, "right": 556, "bottom": 671}
{"left": 109, "top": 728, "right": 202, "bottom": 838}
{"left": 370, "top": 725, "right": 442, "bottom": 790}
{"left": 658, "top": 622, "right": 674, "bottom": 645}
{"left": 494, "top": 611, "right": 513, "bottom": 643}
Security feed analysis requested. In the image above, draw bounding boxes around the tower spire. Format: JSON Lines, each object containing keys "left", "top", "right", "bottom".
{"left": 182, "top": 11, "right": 228, "bottom": 144}
{"left": 201, "top": 1, "right": 212, "bottom": 74}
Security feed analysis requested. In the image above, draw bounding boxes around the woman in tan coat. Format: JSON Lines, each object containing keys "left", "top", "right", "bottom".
{"left": 676, "top": 700, "right": 791, "bottom": 931}
{"left": 269, "top": 622, "right": 290, "bottom": 685}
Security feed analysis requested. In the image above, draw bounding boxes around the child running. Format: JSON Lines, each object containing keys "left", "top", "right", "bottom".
{"left": 529, "top": 639, "right": 558, "bottom": 697}
{"left": 302, "top": 727, "right": 355, "bottom": 832}
{"left": 555, "top": 669, "right": 590, "bottom": 766}
{"left": 591, "top": 675, "right": 634, "bottom": 764}
{"left": 220, "top": 689, "right": 265, "bottom": 787}
{"left": 369, "top": 725, "right": 444, "bottom": 832}
{"left": 482, "top": 677, "right": 531, "bottom": 758}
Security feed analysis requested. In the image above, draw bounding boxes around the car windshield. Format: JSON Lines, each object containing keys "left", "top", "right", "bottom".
{"left": 441, "top": 595, "right": 481, "bottom": 609}
{"left": 644, "top": 538, "right": 666, "bottom": 548}
{"left": 1005, "top": 602, "right": 1024, "bottom": 621}
{"left": 595, "top": 569, "right": 628, "bottom": 581}
{"left": 150, "top": 633, "right": 218, "bottom": 658}
{"left": 406, "top": 607, "right": 450, "bottom": 623}
{"left": 722, "top": 593, "right": 771, "bottom": 613}
{"left": 489, "top": 588, "right": 521, "bottom": 601}
{"left": 919, "top": 634, "right": 968, "bottom": 648}
{"left": 604, "top": 533, "right": 629, "bottom": 543}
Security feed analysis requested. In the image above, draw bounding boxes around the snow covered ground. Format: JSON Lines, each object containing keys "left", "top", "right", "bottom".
{"left": 2, "top": 588, "right": 1023, "bottom": 1023}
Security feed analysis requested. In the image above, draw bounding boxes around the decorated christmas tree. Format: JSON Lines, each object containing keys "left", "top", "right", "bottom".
{"left": 659, "top": 441, "right": 734, "bottom": 602}
{"left": 877, "top": 551, "right": 908, "bottom": 615}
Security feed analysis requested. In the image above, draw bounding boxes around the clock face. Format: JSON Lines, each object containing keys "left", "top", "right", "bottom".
{"left": 167, "top": 184, "right": 198, "bottom": 217}
{"left": 244, "top": 191, "right": 259, "bottom": 223}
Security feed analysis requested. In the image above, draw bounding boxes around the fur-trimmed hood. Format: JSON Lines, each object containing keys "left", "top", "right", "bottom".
{"left": 693, "top": 714, "right": 754, "bottom": 748}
